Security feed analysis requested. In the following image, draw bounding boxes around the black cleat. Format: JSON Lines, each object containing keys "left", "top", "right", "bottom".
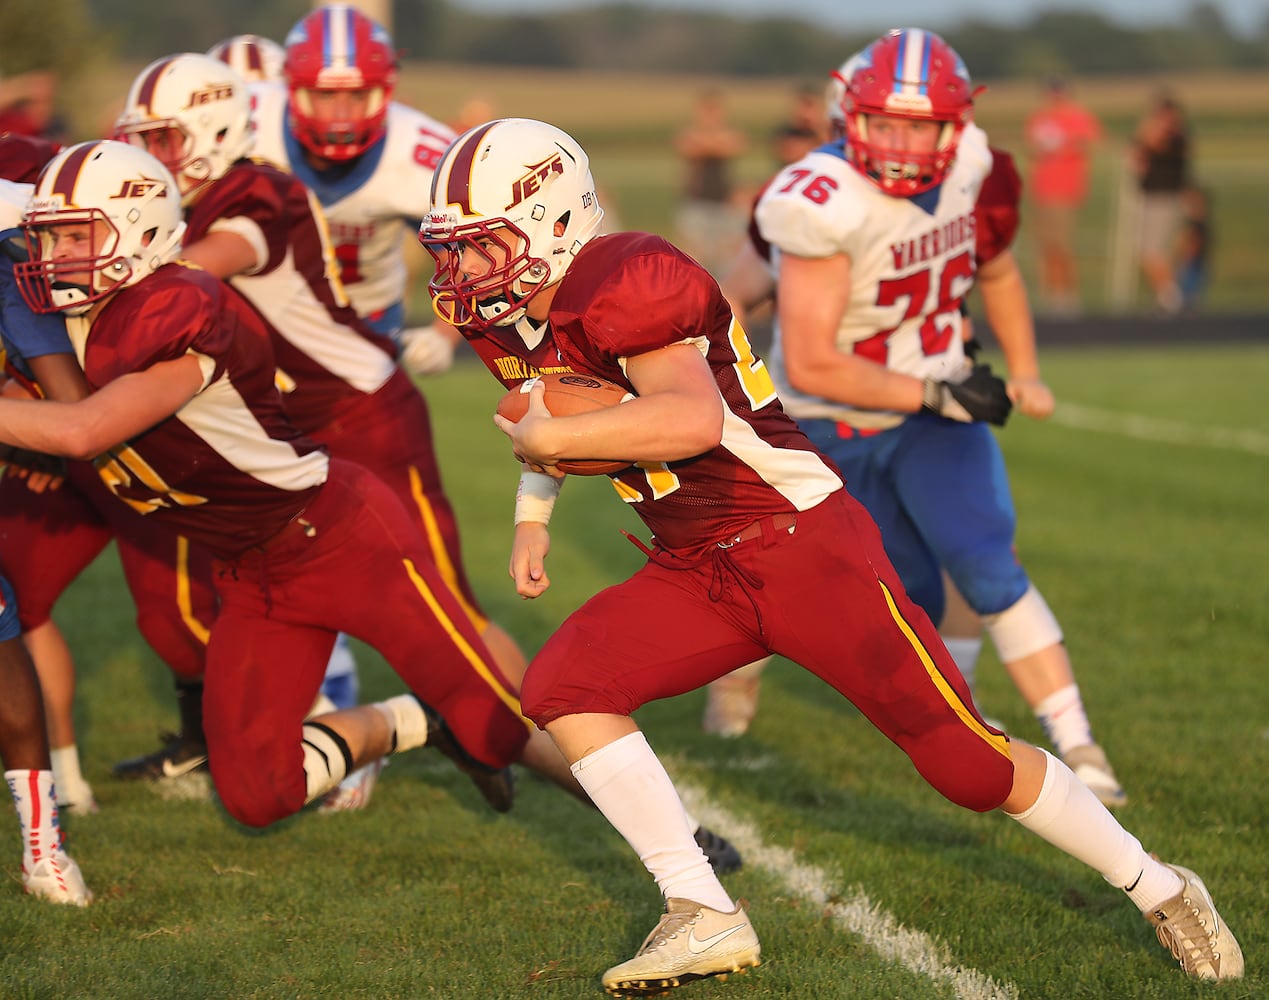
{"left": 113, "top": 730, "right": 209, "bottom": 781}
{"left": 695, "top": 825, "right": 743, "bottom": 875}
{"left": 415, "top": 697, "right": 516, "bottom": 813}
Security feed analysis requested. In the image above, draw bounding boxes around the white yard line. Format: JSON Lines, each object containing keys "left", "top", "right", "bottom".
{"left": 1051, "top": 402, "right": 1269, "bottom": 457}
{"left": 676, "top": 779, "right": 1019, "bottom": 1000}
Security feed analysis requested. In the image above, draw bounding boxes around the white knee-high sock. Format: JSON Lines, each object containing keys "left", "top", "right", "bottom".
{"left": 571, "top": 731, "right": 732, "bottom": 912}
{"left": 1033, "top": 684, "right": 1095, "bottom": 757}
{"left": 1006, "top": 749, "right": 1182, "bottom": 911}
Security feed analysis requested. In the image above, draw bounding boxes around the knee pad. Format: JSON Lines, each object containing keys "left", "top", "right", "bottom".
{"left": 982, "top": 585, "right": 1063, "bottom": 663}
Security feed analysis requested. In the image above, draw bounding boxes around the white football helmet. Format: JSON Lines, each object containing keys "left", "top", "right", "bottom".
{"left": 114, "top": 52, "right": 254, "bottom": 205}
{"left": 207, "top": 34, "right": 286, "bottom": 84}
{"left": 419, "top": 118, "right": 604, "bottom": 332}
{"left": 16, "top": 140, "right": 186, "bottom": 315}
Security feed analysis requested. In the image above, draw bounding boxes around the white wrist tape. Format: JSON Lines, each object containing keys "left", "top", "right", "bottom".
{"left": 514, "top": 471, "right": 562, "bottom": 525}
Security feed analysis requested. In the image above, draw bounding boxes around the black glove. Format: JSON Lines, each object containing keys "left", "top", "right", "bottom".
{"left": 922, "top": 363, "right": 1012, "bottom": 426}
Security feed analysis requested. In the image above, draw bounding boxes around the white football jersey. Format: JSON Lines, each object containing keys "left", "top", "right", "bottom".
{"left": 756, "top": 124, "right": 993, "bottom": 429}
{"left": 251, "top": 81, "right": 455, "bottom": 323}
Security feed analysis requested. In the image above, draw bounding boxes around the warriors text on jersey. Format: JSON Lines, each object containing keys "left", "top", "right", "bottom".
{"left": 755, "top": 124, "right": 994, "bottom": 430}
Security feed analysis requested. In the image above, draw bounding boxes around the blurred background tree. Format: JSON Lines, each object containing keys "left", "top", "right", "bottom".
{"left": 3, "top": 1, "right": 1263, "bottom": 77}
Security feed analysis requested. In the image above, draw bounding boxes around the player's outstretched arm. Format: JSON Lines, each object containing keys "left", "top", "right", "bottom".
{"left": 0, "top": 356, "right": 203, "bottom": 460}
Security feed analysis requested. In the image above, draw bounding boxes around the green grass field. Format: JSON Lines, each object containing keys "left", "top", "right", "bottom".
{"left": 2, "top": 344, "right": 1264, "bottom": 999}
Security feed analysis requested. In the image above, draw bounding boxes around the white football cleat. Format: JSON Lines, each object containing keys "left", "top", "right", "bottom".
{"left": 1063, "top": 743, "right": 1127, "bottom": 809}
{"left": 24, "top": 850, "right": 93, "bottom": 907}
{"left": 318, "top": 758, "right": 386, "bottom": 813}
{"left": 1147, "top": 863, "right": 1243, "bottom": 980}
{"left": 602, "top": 897, "right": 760, "bottom": 996}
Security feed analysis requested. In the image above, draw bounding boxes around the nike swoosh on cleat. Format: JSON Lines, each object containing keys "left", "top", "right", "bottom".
{"left": 161, "top": 755, "right": 208, "bottom": 779}
{"left": 686, "top": 922, "right": 746, "bottom": 955}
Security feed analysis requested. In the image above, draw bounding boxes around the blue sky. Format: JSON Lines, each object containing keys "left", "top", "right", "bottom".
{"left": 461, "top": 0, "right": 1266, "bottom": 38}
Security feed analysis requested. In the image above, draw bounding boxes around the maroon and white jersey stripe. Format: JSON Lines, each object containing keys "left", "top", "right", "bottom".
{"left": 82, "top": 264, "right": 327, "bottom": 556}
{"left": 251, "top": 83, "right": 455, "bottom": 321}
{"left": 184, "top": 159, "right": 397, "bottom": 430}
{"left": 467, "top": 232, "right": 843, "bottom": 558}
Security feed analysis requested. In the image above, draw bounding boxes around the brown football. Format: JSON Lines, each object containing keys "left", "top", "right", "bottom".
{"left": 495, "top": 372, "right": 636, "bottom": 476}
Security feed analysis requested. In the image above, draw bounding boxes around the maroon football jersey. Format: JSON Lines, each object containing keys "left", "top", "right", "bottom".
{"left": 184, "top": 159, "right": 398, "bottom": 431}
{"left": 0, "top": 133, "right": 61, "bottom": 184}
{"left": 82, "top": 264, "right": 327, "bottom": 556}
{"left": 976, "top": 148, "right": 1023, "bottom": 265}
{"left": 466, "top": 232, "right": 843, "bottom": 557}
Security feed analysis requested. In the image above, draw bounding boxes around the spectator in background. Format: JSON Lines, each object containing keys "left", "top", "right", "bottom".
{"left": 1130, "top": 91, "right": 1190, "bottom": 314}
{"left": 0, "top": 69, "right": 65, "bottom": 142}
{"left": 449, "top": 94, "right": 496, "bottom": 136}
{"left": 770, "top": 80, "right": 827, "bottom": 167}
{"left": 673, "top": 88, "right": 748, "bottom": 275}
{"left": 1024, "top": 78, "right": 1102, "bottom": 317}
{"left": 1175, "top": 184, "right": 1211, "bottom": 313}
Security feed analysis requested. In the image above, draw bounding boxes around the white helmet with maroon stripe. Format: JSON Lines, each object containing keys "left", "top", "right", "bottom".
{"left": 419, "top": 118, "right": 604, "bottom": 332}
{"left": 16, "top": 140, "right": 186, "bottom": 315}
{"left": 114, "top": 52, "right": 254, "bottom": 205}
{"left": 207, "top": 33, "right": 286, "bottom": 84}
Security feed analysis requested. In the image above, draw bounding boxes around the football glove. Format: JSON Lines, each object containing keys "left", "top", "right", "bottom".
{"left": 398, "top": 326, "right": 455, "bottom": 376}
{"left": 922, "top": 363, "right": 1012, "bottom": 426}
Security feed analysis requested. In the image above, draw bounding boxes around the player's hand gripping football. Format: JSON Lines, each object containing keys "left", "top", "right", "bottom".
{"left": 493, "top": 379, "right": 566, "bottom": 478}
{"left": 922, "top": 362, "right": 1013, "bottom": 426}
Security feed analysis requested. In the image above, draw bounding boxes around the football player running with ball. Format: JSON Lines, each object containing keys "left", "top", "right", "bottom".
{"left": 419, "top": 115, "right": 1242, "bottom": 994}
